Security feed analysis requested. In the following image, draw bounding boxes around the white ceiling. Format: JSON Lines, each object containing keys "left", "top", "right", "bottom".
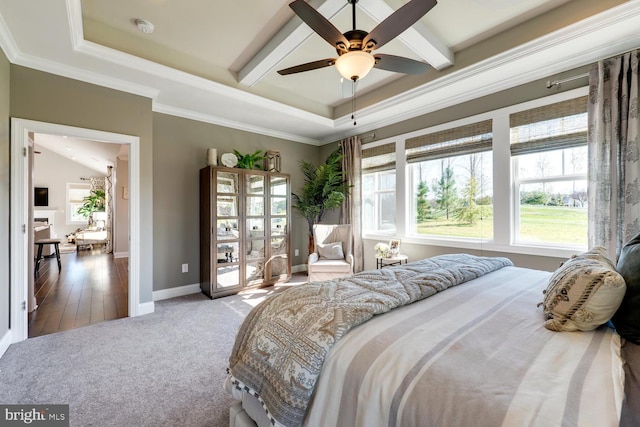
{"left": 34, "top": 134, "right": 128, "bottom": 175}
{"left": 0, "top": 0, "right": 639, "bottom": 145}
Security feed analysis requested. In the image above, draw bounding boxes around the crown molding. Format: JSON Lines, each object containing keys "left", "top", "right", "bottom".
{"left": 153, "top": 103, "right": 322, "bottom": 146}
{"left": 74, "top": 38, "right": 334, "bottom": 127}
{"left": 64, "top": 0, "right": 333, "bottom": 127}
{"left": 15, "top": 50, "right": 160, "bottom": 99}
{"left": 0, "top": 10, "right": 20, "bottom": 62}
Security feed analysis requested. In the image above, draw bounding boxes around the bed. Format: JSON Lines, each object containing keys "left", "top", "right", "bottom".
{"left": 225, "top": 253, "right": 639, "bottom": 427}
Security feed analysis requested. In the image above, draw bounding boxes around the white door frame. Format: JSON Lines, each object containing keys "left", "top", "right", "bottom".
{"left": 10, "top": 118, "right": 142, "bottom": 343}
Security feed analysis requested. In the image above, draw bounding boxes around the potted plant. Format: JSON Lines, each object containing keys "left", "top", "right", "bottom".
{"left": 233, "top": 150, "right": 266, "bottom": 170}
{"left": 77, "top": 189, "right": 105, "bottom": 226}
{"left": 292, "top": 149, "right": 350, "bottom": 255}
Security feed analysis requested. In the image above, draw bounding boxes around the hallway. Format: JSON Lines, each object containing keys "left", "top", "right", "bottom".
{"left": 28, "top": 248, "right": 128, "bottom": 338}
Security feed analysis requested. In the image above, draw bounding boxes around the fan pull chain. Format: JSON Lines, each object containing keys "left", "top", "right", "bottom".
{"left": 351, "top": 78, "right": 357, "bottom": 126}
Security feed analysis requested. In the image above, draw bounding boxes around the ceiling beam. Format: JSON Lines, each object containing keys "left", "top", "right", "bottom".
{"left": 238, "top": 0, "right": 346, "bottom": 87}
{"left": 358, "top": 0, "right": 453, "bottom": 69}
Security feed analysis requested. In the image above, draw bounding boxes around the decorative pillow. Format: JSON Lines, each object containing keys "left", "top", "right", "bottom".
{"left": 612, "top": 232, "right": 640, "bottom": 343}
{"left": 316, "top": 241, "right": 344, "bottom": 260}
{"left": 541, "top": 246, "right": 626, "bottom": 332}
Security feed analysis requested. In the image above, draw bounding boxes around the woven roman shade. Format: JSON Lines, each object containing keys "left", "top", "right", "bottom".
{"left": 510, "top": 96, "right": 588, "bottom": 156}
{"left": 362, "top": 142, "right": 395, "bottom": 172}
{"left": 405, "top": 120, "right": 492, "bottom": 163}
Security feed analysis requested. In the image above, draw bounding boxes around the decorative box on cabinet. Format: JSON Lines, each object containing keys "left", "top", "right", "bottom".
{"left": 200, "top": 166, "right": 291, "bottom": 298}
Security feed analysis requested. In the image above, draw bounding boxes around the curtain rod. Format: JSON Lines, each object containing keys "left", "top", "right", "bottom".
{"left": 546, "top": 72, "right": 589, "bottom": 88}
{"left": 360, "top": 132, "right": 375, "bottom": 142}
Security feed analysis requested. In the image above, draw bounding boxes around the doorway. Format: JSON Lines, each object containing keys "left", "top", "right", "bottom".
{"left": 10, "top": 118, "right": 143, "bottom": 343}
{"left": 29, "top": 134, "right": 129, "bottom": 337}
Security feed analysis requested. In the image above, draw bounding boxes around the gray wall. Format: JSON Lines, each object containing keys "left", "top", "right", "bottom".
{"left": 5, "top": 64, "right": 325, "bottom": 305}
{"left": 10, "top": 65, "right": 155, "bottom": 303}
{"left": 152, "top": 112, "right": 320, "bottom": 292}
{"left": 0, "top": 45, "right": 9, "bottom": 340}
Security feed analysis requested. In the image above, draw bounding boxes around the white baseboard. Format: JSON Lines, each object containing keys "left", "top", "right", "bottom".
{"left": 292, "top": 264, "right": 307, "bottom": 273}
{"left": 153, "top": 283, "right": 201, "bottom": 301}
{"left": 137, "top": 301, "right": 155, "bottom": 316}
{"left": 0, "top": 329, "right": 12, "bottom": 359}
{"left": 113, "top": 252, "right": 129, "bottom": 259}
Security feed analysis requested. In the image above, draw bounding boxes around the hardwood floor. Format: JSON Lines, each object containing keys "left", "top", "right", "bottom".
{"left": 28, "top": 247, "right": 128, "bottom": 338}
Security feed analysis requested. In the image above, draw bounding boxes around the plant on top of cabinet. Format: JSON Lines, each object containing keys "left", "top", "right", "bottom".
{"left": 233, "top": 150, "right": 266, "bottom": 170}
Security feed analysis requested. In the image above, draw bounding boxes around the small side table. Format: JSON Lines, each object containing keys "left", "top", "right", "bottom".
{"left": 376, "top": 254, "right": 409, "bottom": 269}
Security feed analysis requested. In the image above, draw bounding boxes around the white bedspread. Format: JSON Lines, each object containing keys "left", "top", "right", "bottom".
{"left": 302, "top": 266, "right": 624, "bottom": 427}
{"left": 76, "top": 229, "right": 107, "bottom": 245}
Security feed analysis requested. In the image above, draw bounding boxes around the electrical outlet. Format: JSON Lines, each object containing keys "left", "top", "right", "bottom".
{"left": 181, "top": 263, "right": 188, "bottom": 273}
{"left": 295, "top": 249, "right": 299, "bottom": 256}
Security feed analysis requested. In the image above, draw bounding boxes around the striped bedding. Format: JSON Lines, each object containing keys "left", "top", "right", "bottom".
{"left": 229, "top": 263, "right": 626, "bottom": 427}
{"left": 303, "top": 266, "right": 624, "bottom": 427}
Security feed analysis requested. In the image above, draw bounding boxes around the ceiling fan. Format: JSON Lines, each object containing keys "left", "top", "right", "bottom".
{"left": 277, "top": 0, "right": 437, "bottom": 81}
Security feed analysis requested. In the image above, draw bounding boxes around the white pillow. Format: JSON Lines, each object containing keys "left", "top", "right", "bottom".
{"left": 317, "top": 242, "right": 344, "bottom": 260}
{"left": 541, "top": 246, "right": 626, "bottom": 332}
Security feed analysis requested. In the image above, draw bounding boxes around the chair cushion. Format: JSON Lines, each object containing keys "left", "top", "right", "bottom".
{"left": 316, "top": 241, "right": 344, "bottom": 260}
{"left": 309, "top": 259, "right": 351, "bottom": 273}
{"left": 612, "top": 232, "right": 640, "bottom": 343}
{"left": 541, "top": 246, "right": 626, "bottom": 332}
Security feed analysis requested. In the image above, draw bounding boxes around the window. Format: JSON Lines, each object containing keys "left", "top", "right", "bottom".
{"left": 362, "top": 143, "right": 396, "bottom": 233}
{"left": 510, "top": 96, "right": 588, "bottom": 247}
{"left": 66, "top": 183, "right": 91, "bottom": 224}
{"left": 359, "top": 88, "right": 589, "bottom": 256}
{"left": 406, "top": 120, "right": 493, "bottom": 240}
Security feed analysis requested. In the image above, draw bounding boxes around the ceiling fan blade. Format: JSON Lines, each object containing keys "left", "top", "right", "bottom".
{"left": 277, "top": 58, "right": 336, "bottom": 75}
{"left": 363, "top": 0, "right": 437, "bottom": 51}
{"left": 374, "top": 54, "right": 429, "bottom": 74}
{"left": 290, "top": 0, "right": 349, "bottom": 50}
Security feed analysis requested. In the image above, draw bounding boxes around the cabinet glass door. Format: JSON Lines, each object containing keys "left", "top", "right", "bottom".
{"left": 247, "top": 218, "right": 265, "bottom": 260}
{"left": 217, "top": 171, "right": 239, "bottom": 193}
{"left": 214, "top": 170, "right": 241, "bottom": 293}
{"left": 269, "top": 175, "right": 290, "bottom": 281}
{"left": 245, "top": 174, "right": 266, "bottom": 287}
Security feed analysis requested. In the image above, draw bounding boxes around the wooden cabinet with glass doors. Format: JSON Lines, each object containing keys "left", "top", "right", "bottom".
{"left": 200, "top": 166, "right": 291, "bottom": 298}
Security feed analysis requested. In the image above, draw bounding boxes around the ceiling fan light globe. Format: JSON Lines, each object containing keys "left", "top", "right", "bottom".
{"left": 335, "top": 51, "right": 375, "bottom": 81}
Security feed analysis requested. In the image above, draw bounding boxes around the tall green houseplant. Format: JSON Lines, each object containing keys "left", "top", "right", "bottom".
{"left": 77, "top": 189, "right": 106, "bottom": 224}
{"left": 292, "top": 149, "right": 349, "bottom": 254}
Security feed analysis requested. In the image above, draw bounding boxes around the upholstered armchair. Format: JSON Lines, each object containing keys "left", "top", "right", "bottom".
{"left": 307, "top": 224, "right": 354, "bottom": 282}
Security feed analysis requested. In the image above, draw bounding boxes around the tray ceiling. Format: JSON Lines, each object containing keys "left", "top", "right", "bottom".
{"left": 0, "top": 0, "right": 639, "bottom": 144}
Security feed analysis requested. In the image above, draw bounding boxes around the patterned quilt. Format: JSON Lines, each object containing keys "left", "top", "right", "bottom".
{"left": 227, "top": 254, "right": 513, "bottom": 427}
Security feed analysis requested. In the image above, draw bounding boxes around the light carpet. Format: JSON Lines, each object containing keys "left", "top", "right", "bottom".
{"left": 0, "top": 285, "right": 293, "bottom": 426}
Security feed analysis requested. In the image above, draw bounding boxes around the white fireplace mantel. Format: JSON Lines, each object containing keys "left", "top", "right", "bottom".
{"left": 33, "top": 209, "right": 59, "bottom": 237}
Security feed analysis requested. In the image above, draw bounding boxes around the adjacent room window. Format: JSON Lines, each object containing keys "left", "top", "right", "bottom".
{"left": 362, "top": 142, "right": 396, "bottom": 233}
{"left": 406, "top": 120, "right": 494, "bottom": 240}
{"left": 66, "top": 182, "right": 91, "bottom": 224}
{"left": 510, "top": 96, "right": 588, "bottom": 247}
